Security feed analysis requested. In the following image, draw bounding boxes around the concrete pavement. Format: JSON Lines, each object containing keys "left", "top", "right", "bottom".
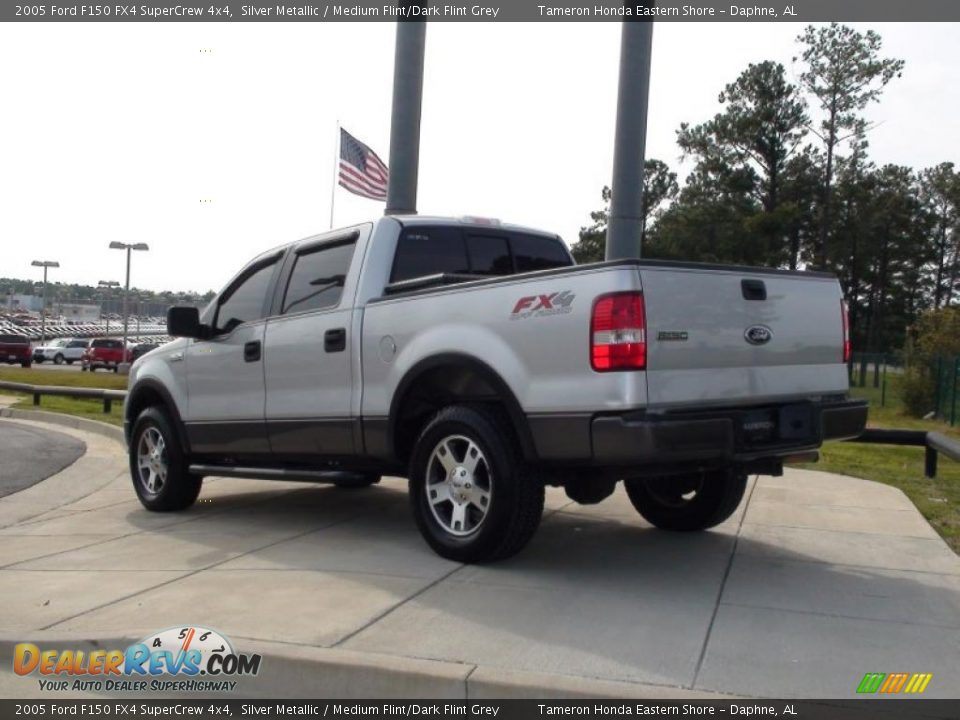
{"left": 1, "top": 414, "right": 958, "bottom": 699}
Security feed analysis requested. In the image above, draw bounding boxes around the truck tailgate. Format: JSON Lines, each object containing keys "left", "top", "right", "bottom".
{"left": 639, "top": 265, "right": 848, "bottom": 408}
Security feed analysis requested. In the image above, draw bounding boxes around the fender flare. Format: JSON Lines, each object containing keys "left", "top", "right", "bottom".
{"left": 126, "top": 378, "right": 191, "bottom": 454}
{"left": 386, "top": 352, "right": 537, "bottom": 462}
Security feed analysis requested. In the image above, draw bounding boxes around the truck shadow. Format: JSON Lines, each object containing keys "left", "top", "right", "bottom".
{"left": 118, "top": 477, "right": 960, "bottom": 698}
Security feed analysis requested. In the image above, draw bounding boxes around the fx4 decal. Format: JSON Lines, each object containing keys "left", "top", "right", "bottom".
{"left": 510, "top": 291, "right": 576, "bottom": 320}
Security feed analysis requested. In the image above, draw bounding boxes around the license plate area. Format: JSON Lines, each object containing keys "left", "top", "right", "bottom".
{"left": 738, "top": 404, "right": 814, "bottom": 447}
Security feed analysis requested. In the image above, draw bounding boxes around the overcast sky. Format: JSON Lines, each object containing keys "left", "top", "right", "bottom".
{"left": 1, "top": 21, "right": 957, "bottom": 294}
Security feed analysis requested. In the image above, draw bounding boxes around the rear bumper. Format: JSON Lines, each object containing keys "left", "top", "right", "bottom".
{"left": 530, "top": 398, "right": 868, "bottom": 466}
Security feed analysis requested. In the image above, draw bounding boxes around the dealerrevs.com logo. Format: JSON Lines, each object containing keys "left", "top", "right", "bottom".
{"left": 13, "top": 626, "right": 262, "bottom": 693}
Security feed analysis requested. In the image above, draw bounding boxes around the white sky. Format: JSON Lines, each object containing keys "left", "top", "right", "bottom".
{"left": 1, "top": 21, "right": 957, "bottom": 293}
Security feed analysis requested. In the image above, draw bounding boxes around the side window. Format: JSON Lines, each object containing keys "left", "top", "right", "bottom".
{"left": 466, "top": 234, "right": 513, "bottom": 276}
{"left": 215, "top": 259, "right": 278, "bottom": 334}
{"left": 510, "top": 233, "right": 572, "bottom": 273}
{"left": 282, "top": 241, "right": 356, "bottom": 315}
{"left": 390, "top": 226, "right": 469, "bottom": 283}
{"left": 69, "top": 340, "right": 87, "bottom": 349}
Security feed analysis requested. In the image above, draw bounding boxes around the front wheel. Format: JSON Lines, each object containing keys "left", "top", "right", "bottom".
{"left": 624, "top": 468, "right": 747, "bottom": 531}
{"left": 409, "top": 405, "right": 544, "bottom": 563}
{"left": 53, "top": 353, "right": 64, "bottom": 365}
{"left": 129, "top": 406, "right": 201, "bottom": 512}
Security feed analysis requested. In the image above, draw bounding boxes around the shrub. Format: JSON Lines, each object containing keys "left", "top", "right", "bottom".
{"left": 899, "top": 365, "right": 935, "bottom": 418}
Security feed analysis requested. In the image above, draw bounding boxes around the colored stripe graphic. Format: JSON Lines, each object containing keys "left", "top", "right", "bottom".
{"left": 857, "top": 672, "right": 932, "bottom": 694}
{"left": 857, "top": 673, "right": 885, "bottom": 693}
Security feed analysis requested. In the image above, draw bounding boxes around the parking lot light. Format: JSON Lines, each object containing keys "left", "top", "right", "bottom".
{"left": 108, "top": 243, "right": 149, "bottom": 371}
{"left": 30, "top": 260, "right": 60, "bottom": 344}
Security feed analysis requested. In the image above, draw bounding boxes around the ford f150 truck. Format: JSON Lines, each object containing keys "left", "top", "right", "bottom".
{"left": 124, "top": 217, "right": 867, "bottom": 562}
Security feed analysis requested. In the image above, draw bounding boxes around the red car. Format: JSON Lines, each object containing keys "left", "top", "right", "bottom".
{"left": 81, "top": 338, "right": 132, "bottom": 372}
{"left": 0, "top": 334, "right": 32, "bottom": 368}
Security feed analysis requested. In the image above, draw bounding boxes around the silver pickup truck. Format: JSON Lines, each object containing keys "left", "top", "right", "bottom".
{"left": 124, "top": 216, "right": 867, "bottom": 562}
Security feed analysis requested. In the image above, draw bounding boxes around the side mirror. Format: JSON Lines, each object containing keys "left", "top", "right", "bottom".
{"left": 167, "top": 306, "right": 206, "bottom": 339}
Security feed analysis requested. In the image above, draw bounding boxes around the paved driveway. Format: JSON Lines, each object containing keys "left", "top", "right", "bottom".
{"left": 0, "top": 423, "right": 84, "bottom": 498}
{"left": 1, "top": 418, "right": 958, "bottom": 699}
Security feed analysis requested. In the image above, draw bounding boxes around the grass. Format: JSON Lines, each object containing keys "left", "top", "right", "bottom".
{"left": 805, "top": 373, "right": 960, "bottom": 553}
{"left": 0, "top": 366, "right": 126, "bottom": 426}
{"left": 1, "top": 364, "right": 957, "bottom": 551}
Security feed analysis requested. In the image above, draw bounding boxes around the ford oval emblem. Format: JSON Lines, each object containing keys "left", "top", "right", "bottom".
{"left": 744, "top": 325, "right": 773, "bottom": 345}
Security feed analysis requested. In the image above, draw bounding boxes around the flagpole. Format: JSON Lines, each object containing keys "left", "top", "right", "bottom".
{"left": 329, "top": 119, "right": 340, "bottom": 229}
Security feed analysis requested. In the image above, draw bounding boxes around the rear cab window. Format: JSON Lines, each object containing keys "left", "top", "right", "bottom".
{"left": 390, "top": 224, "right": 573, "bottom": 284}
{"left": 0, "top": 334, "right": 28, "bottom": 345}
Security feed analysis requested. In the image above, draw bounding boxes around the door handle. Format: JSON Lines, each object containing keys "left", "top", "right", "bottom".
{"left": 324, "top": 328, "right": 346, "bottom": 353}
{"left": 244, "top": 341, "right": 262, "bottom": 362}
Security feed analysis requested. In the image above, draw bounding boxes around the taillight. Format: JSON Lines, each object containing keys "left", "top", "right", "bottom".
{"left": 591, "top": 292, "right": 646, "bottom": 371}
{"left": 841, "top": 300, "right": 851, "bottom": 363}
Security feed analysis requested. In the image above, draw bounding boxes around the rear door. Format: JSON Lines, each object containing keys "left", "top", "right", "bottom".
{"left": 639, "top": 265, "right": 848, "bottom": 408}
{"left": 263, "top": 231, "right": 361, "bottom": 458}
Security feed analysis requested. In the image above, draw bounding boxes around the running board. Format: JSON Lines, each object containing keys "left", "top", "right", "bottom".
{"left": 187, "top": 464, "right": 366, "bottom": 484}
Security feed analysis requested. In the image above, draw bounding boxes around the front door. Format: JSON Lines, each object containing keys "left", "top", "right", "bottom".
{"left": 183, "top": 254, "right": 281, "bottom": 458}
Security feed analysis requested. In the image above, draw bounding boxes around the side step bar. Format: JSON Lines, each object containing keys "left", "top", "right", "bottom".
{"left": 187, "top": 464, "right": 368, "bottom": 484}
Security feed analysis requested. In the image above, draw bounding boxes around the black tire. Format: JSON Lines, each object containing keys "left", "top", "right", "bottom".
{"left": 53, "top": 353, "right": 64, "bottom": 365}
{"left": 409, "top": 405, "right": 544, "bottom": 563}
{"left": 66, "top": 360, "right": 74, "bottom": 365}
{"left": 21, "top": 361, "right": 31, "bottom": 369}
{"left": 129, "top": 406, "right": 201, "bottom": 512}
{"left": 624, "top": 468, "right": 747, "bottom": 531}
{"left": 334, "top": 474, "right": 381, "bottom": 489}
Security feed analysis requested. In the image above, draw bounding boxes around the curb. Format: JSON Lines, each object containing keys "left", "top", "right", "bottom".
{"left": 0, "top": 408, "right": 124, "bottom": 445}
{"left": 0, "top": 635, "right": 735, "bottom": 700}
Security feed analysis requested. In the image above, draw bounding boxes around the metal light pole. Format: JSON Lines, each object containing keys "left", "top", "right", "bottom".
{"left": 384, "top": 4, "right": 427, "bottom": 216}
{"left": 30, "top": 260, "right": 59, "bottom": 344}
{"left": 108, "top": 242, "right": 149, "bottom": 370}
{"left": 606, "top": 20, "right": 655, "bottom": 261}
{"left": 98, "top": 280, "right": 120, "bottom": 335}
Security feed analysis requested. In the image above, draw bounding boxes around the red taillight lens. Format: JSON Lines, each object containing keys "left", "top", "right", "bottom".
{"left": 591, "top": 292, "right": 646, "bottom": 371}
{"left": 841, "top": 300, "right": 851, "bottom": 363}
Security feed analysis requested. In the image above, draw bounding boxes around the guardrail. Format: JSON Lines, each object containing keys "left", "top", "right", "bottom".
{"left": 0, "top": 381, "right": 127, "bottom": 414}
{"left": 849, "top": 428, "right": 960, "bottom": 479}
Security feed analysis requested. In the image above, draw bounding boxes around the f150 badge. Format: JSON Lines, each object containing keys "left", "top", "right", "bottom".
{"left": 510, "top": 291, "right": 576, "bottom": 320}
{"left": 744, "top": 325, "right": 773, "bottom": 345}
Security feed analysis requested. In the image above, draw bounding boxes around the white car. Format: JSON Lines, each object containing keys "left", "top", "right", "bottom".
{"left": 33, "top": 338, "right": 89, "bottom": 365}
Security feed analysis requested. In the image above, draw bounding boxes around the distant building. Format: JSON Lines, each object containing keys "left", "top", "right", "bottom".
{"left": 58, "top": 303, "right": 101, "bottom": 322}
{"left": 8, "top": 294, "right": 43, "bottom": 312}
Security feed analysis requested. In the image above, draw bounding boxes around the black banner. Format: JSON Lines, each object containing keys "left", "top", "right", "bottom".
{"left": 4, "top": 1, "right": 960, "bottom": 23}
{"left": 2, "top": 700, "right": 960, "bottom": 720}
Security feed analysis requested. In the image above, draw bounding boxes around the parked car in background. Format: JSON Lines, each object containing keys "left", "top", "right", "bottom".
{"left": 33, "top": 338, "right": 89, "bottom": 365}
{"left": 81, "top": 338, "right": 131, "bottom": 372}
{"left": 0, "top": 334, "right": 32, "bottom": 368}
{"left": 130, "top": 342, "right": 160, "bottom": 362}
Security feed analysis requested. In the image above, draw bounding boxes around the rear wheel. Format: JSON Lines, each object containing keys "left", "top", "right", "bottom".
{"left": 624, "top": 468, "right": 747, "bottom": 531}
{"left": 54, "top": 353, "right": 64, "bottom": 365}
{"left": 409, "top": 405, "right": 544, "bottom": 563}
{"left": 129, "top": 406, "right": 201, "bottom": 512}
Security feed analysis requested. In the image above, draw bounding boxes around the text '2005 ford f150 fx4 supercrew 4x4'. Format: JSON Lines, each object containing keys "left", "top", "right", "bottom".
{"left": 124, "top": 216, "right": 867, "bottom": 562}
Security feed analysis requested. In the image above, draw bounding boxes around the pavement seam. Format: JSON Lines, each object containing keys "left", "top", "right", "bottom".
{"left": 690, "top": 474, "right": 758, "bottom": 690}
{"left": 463, "top": 664, "right": 478, "bottom": 699}
{"left": 327, "top": 500, "right": 579, "bottom": 649}
{"left": 717, "top": 599, "right": 960, "bottom": 631}
{"left": 741, "top": 519, "right": 945, "bottom": 543}
{"left": 330, "top": 563, "right": 469, "bottom": 648}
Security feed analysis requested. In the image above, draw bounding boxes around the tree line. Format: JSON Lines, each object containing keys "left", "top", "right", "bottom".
{"left": 573, "top": 23, "right": 960, "bottom": 355}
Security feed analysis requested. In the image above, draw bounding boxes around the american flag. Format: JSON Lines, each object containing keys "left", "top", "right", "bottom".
{"left": 338, "top": 128, "right": 388, "bottom": 201}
